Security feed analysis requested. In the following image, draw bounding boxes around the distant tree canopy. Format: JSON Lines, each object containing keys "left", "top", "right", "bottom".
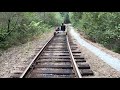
{"left": 0, "top": 12, "right": 63, "bottom": 50}
{"left": 60, "top": 12, "right": 71, "bottom": 24}
{"left": 69, "top": 12, "right": 120, "bottom": 53}
{"left": 64, "top": 13, "right": 71, "bottom": 24}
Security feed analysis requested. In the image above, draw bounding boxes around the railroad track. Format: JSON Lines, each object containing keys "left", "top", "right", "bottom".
{"left": 18, "top": 31, "right": 94, "bottom": 78}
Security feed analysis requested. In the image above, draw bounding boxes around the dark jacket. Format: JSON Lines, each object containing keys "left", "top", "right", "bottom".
{"left": 61, "top": 25, "right": 66, "bottom": 31}
{"left": 56, "top": 27, "right": 60, "bottom": 31}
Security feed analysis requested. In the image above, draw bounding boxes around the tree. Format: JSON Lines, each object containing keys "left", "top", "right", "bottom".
{"left": 69, "top": 12, "right": 120, "bottom": 53}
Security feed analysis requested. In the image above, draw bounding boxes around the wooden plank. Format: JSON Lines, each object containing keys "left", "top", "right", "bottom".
{"left": 42, "top": 53, "right": 70, "bottom": 55}
{"left": 74, "top": 57, "right": 84, "bottom": 59}
{"left": 35, "top": 65, "right": 72, "bottom": 69}
{"left": 32, "top": 69, "right": 74, "bottom": 75}
{"left": 43, "top": 51, "right": 69, "bottom": 53}
{"left": 78, "top": 63, "right": 90, "bottom": 69}
{"left": 29, "top": 74, "right": 75, "bottom": 78}
{"left": 45, "top": 49, "right": 68, "bottom": 51}
{"left": 35, "top": 64, "right": 90, "bottom": 69}
{"left": 40, "top": 56, "right": 70, "bottom": 59}
{"left": 36, "top": 60, "right": 71, "bottom": 62}
{"left": 72, "top": 51, "right": 81, "bottom": 53}
{"left": 80, "top": 69, "right": 94, "bottom": 76}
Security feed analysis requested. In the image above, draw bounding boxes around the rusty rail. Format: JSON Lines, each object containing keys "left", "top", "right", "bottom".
{"left": 66, "top": 35, "right": 82, "bottom": 78}
{"left": 20, "top": 35, "right": 54, "bottom": 78}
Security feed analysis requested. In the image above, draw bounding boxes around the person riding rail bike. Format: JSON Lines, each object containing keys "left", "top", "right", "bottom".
{"left": 61, "top": 23, "right": 67, "bottom": 35}
{"left": 54, "top": 27, "right": 60, "bottom": 36}
{"left": 61, "top": 23, "right": 66, "bottom": 31}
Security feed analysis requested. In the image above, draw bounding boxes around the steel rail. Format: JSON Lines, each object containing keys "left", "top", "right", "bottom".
{"left": 66, "top": 35, "right": 82, "bottom": 78}
{"left": 20, "top": 35, "right": 54, "bottom": 78}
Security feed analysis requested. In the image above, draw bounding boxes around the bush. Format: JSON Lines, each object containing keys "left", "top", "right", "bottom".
{"left": 69, "top": 12, "right": 120, "bottom": 54}
{"left": 0, "top": 12, "right": 63, "bottom": 50}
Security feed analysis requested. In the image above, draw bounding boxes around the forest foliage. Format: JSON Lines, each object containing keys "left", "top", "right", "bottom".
{"left": 1, "top": 12, "right": 119, "bottom": 54}
{"left": 0, "top": 12, "right": 64, "bottom": 50}
{"left": 69, "top": 12, "right": 120, "bottom": 53}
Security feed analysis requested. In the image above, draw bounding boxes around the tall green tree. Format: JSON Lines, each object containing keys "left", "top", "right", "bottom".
{"left": 69, "top": 12, "right": 120, "bottom": 53}
{"left": 0, "top": 12, "right": 63, "bottom": 50}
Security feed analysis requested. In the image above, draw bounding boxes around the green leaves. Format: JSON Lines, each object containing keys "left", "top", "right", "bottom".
{"left": 0, "top": 12, "right": 63, "bottom": 50}
{"left": 69, "top": 12, "right": 120, "bottom": 53}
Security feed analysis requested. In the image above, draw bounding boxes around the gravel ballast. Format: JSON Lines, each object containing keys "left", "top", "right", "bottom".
{"left": 0, "top": 32, "right": 53, "bottom": 78}
{"left": 68, "top": 25, "right": 120, "bottom": 78}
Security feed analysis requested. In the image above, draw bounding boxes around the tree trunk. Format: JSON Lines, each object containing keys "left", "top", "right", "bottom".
{"left": 7, "top": 19, "right": 11, "bottom": 33}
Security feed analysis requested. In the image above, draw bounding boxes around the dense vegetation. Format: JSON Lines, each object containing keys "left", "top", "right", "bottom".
{"left": 0, "top": 12, "right": 63, "bottom": 50}
{"left": 1, "top": 12, "right": 119, "bottom": 54}
{"left": 60, "top": 12, "right": 71, "bottom": 24}
{"left": 69, "top": 12, "right": 120, "bottom": 53}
